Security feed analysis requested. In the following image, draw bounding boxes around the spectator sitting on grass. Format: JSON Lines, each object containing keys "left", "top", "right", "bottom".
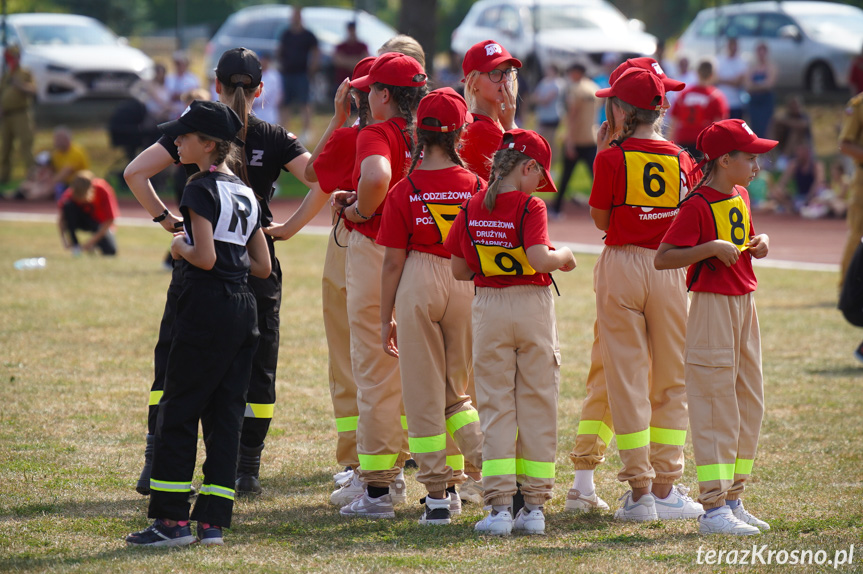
{"left": 14, "top": 127, "right": 89, "bottom": 201}
{"left": 57, "top": 170, "right": 119, "bottom": 256}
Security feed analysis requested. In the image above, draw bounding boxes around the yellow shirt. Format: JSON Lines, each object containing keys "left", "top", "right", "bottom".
{"left": 51, "top": 143, "right": 90, "bottom": 184}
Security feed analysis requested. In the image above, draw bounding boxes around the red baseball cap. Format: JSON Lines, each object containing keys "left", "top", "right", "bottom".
{"left": 595, "top": 68, "right": 664, "bottom": 111}
{"left": 350, "top": 56, "right": 376, "bottom": 93}
{"left": 696, "top": 119, "right": 778, "bottom": 161}
{"left": 350, "top": 52, "right": 427, "bottom": 89}
{"left": 499, "top": 129, "right": 558, "bottom": 193}
{"left": 462, "top": 39, "right": 522, "bottom": 78}
{"left": 610, "top": 57, "right": 685, "bottom": 92}
{"left": 417, "top": 88, "right": 472, "bottom": 133}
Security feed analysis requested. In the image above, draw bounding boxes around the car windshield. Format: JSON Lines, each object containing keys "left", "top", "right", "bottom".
{"left": 18, "top": 23, "right": 117, "bottom": 46}
{"left": 532, "top": 4, "right": 627, "bottom": 33}
{"left": 787, "top": 10, "right": 863, "bottom": 39}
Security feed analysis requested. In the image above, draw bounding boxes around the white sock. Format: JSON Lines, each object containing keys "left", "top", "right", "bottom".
{"left": 572, "top": 470, "right": 595, "bottom": 495}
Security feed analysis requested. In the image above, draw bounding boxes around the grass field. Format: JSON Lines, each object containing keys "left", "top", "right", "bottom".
{"left": 0, "top": 220, "right": 861, "bottom": 573}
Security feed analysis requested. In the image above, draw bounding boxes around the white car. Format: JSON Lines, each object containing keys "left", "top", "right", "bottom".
{"left": 675, "top": 1, "right": 863, "bottom": 94}
{"left": 451, "top": 0, "right": 657, "bottom": 83}
{"left": 1, "top": 13, "right": 155, "bottom": 104}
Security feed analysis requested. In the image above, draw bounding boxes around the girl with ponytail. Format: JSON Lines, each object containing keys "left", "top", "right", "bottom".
{"left": 376, "top": 88, "right": 484, "bottom": 525}
{"left": 124, "top": 47, "right": 321, "bottom": 499}
{"left": 585, "top": 68, "right": 702, "bottom": 523}
{"left": 445, "top": 129, "right": 576, "bottom": 535}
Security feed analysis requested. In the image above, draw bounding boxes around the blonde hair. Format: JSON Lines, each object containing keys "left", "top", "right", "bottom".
{"left": 378, "top": 35, "right": 426, "bottom": 70}
{"left": 484, "top": 147, "right": 529, "bottom": 212}
{"left": 606, "top": 96, "right": 662, "bottom": 147}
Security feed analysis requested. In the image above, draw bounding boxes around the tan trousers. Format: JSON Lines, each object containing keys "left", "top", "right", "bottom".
{"left": 396, "top": 251, "right": 483, "bottom": 493}
{"left": 595, "top": 245, "right": 689, "bottom": 488}
{"left": 322, "top": 222, "right": 359, "bottom": 469}
{"left": 0, "top": 108, "right": 33, "bottom": 182}
{"left": 346, "top": 231, "right": 408, "bottom": 487}
{"left": 840, "top": 171, "right": 863, "bottom": 286}
{"left": 473, "top": 285, "right": 560, "bottom": 507}
{"left": 569, "top": 319, "right": 615, "bottom": 470}
{"left": 686, "top": 291, "right": 764, "bottom": 509}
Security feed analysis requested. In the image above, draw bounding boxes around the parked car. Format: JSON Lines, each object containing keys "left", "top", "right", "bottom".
{"left": 675, "top": 1, "right": 863, "bottom": 95}
{"left": 0, "top": 13, "right": 155, "bottom": 104}
{"left": 205, "top": 5, "right": 397, "bottom": 96}
{"left": 450, "top": 0, "right": 657, "bottom": 85}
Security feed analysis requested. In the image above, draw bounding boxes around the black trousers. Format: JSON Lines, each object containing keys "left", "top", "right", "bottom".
{"left": 148, "top": 280, "right": 259, "bottom": 527}
{"left": 552, "top": 144, "right": 597, "bottom": 214}
{"left": 61, "top": 201, "right": 117, "bottom": 255}
{"left": 148, "top": 252, "right": 282, "bottom": 449}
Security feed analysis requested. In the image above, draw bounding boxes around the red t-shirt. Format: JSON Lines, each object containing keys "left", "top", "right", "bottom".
{"left": 377, "top": 166, "right": 485, "bottom": 258}
{"left": 459, "top": 113, "right": 503, "bottom": 181}
{"left": 445, "top": 189, "right": 553, "bottom": 288}
{"left": 590, "top": 138, "right": 699, "bottom": 249}
{"left": 670, "top": 85, "right": 730, "bottom": 144}
{"left": 661, "top": 185, "right": 757, "bottom": 295}
{"left": 57, "top": 178, "right": 120, "bottom": 224}
{"left": 316, "top": 126, "right": 359, "bottom": 194}
{"left": 352, "top": 117, "right": 413, "bottom": 240}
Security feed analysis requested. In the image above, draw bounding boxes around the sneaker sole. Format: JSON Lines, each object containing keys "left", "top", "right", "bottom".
{"left": 656, "top": 510, "right": 705, "bottom": 520}
{"left": 195, "top": 538, "right": 224, "bottom": 546}
{"left": 699, "top": 526, "right": 761, "bottom": 536}
{"left": 418, "top": 517, "right": 452, "bottom": 525}
{"left": 339, "top": 509, "right": 395, "bottom": 519}
{"left": 614, "top": 512, "right": 658, "bottom": 522}
{"left": 475, "top": 526, "right": 512, "bottom": 536}
{"left": 514, "top": 525, "right": 545, "bottom": 535}
{"left": 127, "top": 535, "right": 196, "bottom": 548}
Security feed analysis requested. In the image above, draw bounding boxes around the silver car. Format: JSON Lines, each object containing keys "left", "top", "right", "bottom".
{"left": 1, "top": 13, "right": 154, "bottom": 104}
{"left": 675, "top": 1, "right": 863, "bottom": 94}
{"left": 451, "top": 0, "right": 657, "bottom": 84}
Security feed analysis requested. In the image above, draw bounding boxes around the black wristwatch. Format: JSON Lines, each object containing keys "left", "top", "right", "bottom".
{"left": 152, "top": 209, "right": 169, "bottom": 223}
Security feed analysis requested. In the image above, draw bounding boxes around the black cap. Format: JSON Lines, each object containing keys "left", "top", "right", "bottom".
{"left": 158, "top": 100, "right": 245, "bottom": 145}
{"left": 216, "top": 47, "right": 262, "bottom": 88}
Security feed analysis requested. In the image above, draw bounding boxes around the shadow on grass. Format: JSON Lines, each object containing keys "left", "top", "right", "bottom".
{"left": 808, "top": 365, "right": 863, "bottom": 377}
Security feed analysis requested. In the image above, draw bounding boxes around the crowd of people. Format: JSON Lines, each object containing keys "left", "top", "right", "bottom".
{"left": 115, "top": 30, "right": 797, "bottom": 548}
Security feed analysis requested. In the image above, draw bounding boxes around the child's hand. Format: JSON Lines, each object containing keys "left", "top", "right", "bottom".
{"left": 263, "top": 223, "right": 291, "bottom": 241}
{"left": 170, "top": 232, "right": 187, "bottom": 260}
{"left": 712, "top": 240, "right": 740, "bottom": 267}
{"left": 499, "top": 78, "right": 518, "bottom": 130}
{"left": 333, "top": 78, "right": 351, "bottom": 126}
{"left": 558, "top": 247, "right": 577, "bottom": 272}
{"left": 331, "top": 190, "right": 357, "bottom": 208}
{"left": 747, "top": 234, "right": 769, "bottom": 259}
{"left": 381, "top": 319, "right": 398, "bottom": 358}
{"left": 159, "top": 212, "right": 183, "bottom": 233}
{"left": 597, "top": 121, "right": 613, "bottom": 151}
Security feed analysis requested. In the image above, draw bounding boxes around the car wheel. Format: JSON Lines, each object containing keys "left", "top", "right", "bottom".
{"left": 806, "top": 62, "right": 835, "bottom": 96}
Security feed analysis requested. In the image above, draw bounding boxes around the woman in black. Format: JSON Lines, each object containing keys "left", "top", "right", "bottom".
{"left": 124, "top": 48, "right": 320, "bottom": 496}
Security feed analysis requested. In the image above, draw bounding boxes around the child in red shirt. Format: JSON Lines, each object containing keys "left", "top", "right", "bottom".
{"left": 57, "top": 170, "right": 119, "bottom": 255}
{"left": 445, "top": 129, "right": 576, "bottom": 535}
{"left": 656, "top": 119, "right": 776, "bottom": 536}
{"left": 377, "top": 87, "right": 485, "bottom": 525}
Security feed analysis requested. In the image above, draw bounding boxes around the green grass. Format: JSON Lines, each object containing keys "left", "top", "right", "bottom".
{"left": 0, "top": 221, "right": 861, "bottom": 573}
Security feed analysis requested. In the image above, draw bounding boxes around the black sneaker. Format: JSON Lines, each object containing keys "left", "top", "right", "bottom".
{"left": 125, "top": 519, "right": 195, "bottom": 547}
{"left": 196, "top": 522, "right": 224, "bottom": 546}
{"left": 404, "top": 458, "right": 418, "bottom": 469}
{"left": 855, "top": 340, "right": 863, "bottom": 365}
{"left": 418, "top": 496, "right": 451, "bottom": 525}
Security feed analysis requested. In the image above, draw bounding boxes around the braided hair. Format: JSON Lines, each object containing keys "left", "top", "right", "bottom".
{"left": 351, "top": 87, "right": 371, "bottom": 129}
{"left": 186, "top": 135, "right": 237, "bottom": 184}
{"left": 606, "top": 96, "right": 662, "bottom": 148}
{"left": 484, "top": 147, "right": 529, "bottom": 212}
{"left": 408, "top": 118, "right": 465, "bottom": 175}
{"left": 372, "top": 81, "right": 429, "bottom": 133}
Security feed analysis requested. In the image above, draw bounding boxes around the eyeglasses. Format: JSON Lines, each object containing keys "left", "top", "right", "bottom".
{"left": 485, "top": 68, "right": 518, "bottom": 84}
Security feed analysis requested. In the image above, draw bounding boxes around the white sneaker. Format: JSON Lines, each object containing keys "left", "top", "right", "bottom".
{"left": 614, "top": 491, "right": 658, "bottom": 522}
{"left": 339, "top": 492, "right": 395, "bottom": 519}
{"left": 474, "top": 509, "right": 513, "bottom": 536}
{"left": 333, "top": 466, "right": 353, "bottom": 485}
{"left": 699, "top": 506, "right": 761, "bottom": 535}
{"left": 513, "top": 507, "right": 545, "bottom": 535}
{"left": 330, "top": 474, "right": 364, "bottom": 507}
{"left": 449, "top": 492, "right": 462, "bottom": 516}
{"left": 459, "top": 476, "right": 483, "bottom": 504}
{"left": 654, "top": 485, "right": 704, "bottom": 519}
{"left": 732, "top": 502, "right": 770, "bottom": 531}
{"left": 564, "top": 488, "right": 609, "bottom": 513}
{"left": 390, "top": 469, "right": 407, "bottom": 505}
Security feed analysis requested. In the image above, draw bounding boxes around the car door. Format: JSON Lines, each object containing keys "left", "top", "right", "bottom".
{"left": 756, "top": 12, "right": 807, "bottom": 88}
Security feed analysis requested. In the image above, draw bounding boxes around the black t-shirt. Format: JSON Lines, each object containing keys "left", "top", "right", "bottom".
{"left": 158, "top": 116, "right": 307, "bottom": 226}
{"left": 278, "top": 28, "right": 318, "bottom": 74}
{"left": 180, "top": 172, "right": 261, "bottom": 284}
